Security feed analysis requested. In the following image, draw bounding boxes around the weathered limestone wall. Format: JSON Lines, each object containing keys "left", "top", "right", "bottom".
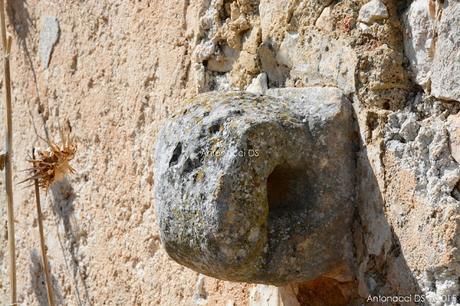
{"left": 0, "top": 1, "right": 252, "bottom": 305}
{"left": 0, "top": 0, "right": 459, "bottom": 305}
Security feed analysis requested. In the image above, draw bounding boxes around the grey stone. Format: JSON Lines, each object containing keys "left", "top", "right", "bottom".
{"left": 447, "top": 113, "right": 460, "bottom": 163}
{"left": 246, "top": 73, "right": 268, "bottom": 95}
{"left": 194, "top": 274, "right": 207, "bottom": 305}
{"left": 39, "top": 16, "right": 60, "bottom": 68}
{"left": 315, "top": 6, "right": 334, "bottom": 32}
{"left": 400, "top": 116, "right": 420, "bottom": 142}
{"left": 154, "top": 88, "right": 356, "bottom": 285}
{"left": 402, "top": 0, "right": 435, "bottom": 91}
{"left": 277, "top": 31, "right": 357, "bottom": 94}
{"left": 384, "top": 102, "right": 460, "bottom": 300}
{"left": 431, "top": 1, "right": 460, "bottom": 102}
{"left": 403, "top": 0, "right": 460, "bottom": 101}
{"left": 358, "top": 0, "right": 389, "bottom": 25}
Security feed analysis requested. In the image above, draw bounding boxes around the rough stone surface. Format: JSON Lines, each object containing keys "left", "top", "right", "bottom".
{"left": 259, "top": 0, "right": 290, "bottom": 40}
{"left": 399, "top": 114, "right": 420, "bottom": 142}
{"left": 447, "top": 113, "right": 460, "bottom": 164}
{"left": 246, "top": 73, "right": 268, "bottom": 95}
{"left": 277, "top": 32, "right": 357, "bottom": 95}
{"left": 249, "top": 285, "right": 300, "bottom": 306}
{"left": 155, "top": 89, "right": 355, "bottom": 285}
{"left": 0, "top": 0, "right": 459, "bottom": 304}
{"left": 358, "top": 0, "right": 389, "bottom": 25}
{"left": 1, "top": 2, "right": 253, "bottom": 305}
{"left": 315, "top": 6, "right": 334, "bottom": 32}
{"left": 402, "top": 0, "right": 435, "bottom": 91}
{"left": 38, "top": 16, "right": 60, "bottom": 68}
{"left": 431, "top": 1, "right": 460, "bottom": 102}
{"left": 404, "top": 0, "right": 460, "bottom": 102}
{"left": 383, "top": 96, "right": 460, "bottom": 301}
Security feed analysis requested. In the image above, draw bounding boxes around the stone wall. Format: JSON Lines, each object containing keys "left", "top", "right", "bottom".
{"left": 0, "top": 0, "right": 459, "bottom": 305}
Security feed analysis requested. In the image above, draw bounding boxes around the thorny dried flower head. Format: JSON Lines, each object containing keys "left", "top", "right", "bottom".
{"left": 23, "top": 130, "right": 77, "bottom": 190}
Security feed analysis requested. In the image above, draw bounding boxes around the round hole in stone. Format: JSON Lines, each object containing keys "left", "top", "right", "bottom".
{"left": 266, "top": 163, "right": 309, "bottom": 215}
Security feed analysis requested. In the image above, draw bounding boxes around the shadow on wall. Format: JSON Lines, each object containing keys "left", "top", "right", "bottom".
{"left": 29, "top": 250, "right": 63, "bottom": 306}
{"left": 291, "top": 108, "right": 423, "bottom": 305}
{"left": 51, "top": 179, "right": 92, "bottom": 306}
{"left": 8, "top": 0, "right": 51, "bottom": 141}
{"left": 7, "top": 0, "right": 32, "bottom": 41}
{"left": 354, "top": 122, "right": 422, "bottom": 299}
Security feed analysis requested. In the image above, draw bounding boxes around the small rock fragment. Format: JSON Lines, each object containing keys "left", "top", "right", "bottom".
{"left": 403, "top": 0, "right": 460, "bottom": 101}
{"left": 431, "top": 2, "right": 460, "bottom": 102}
{"left": 400, "top": 116, "right": 420, "bottom": 142}
{"left": 358, "top": 0, "right": 389, "bottom": 25}
{"left": 249, "top": 284, "right": 300, "bottom": 306}
{"left": 402, "top": 0, "right": 435, "bottom": 91}
{"left": 447, "top": 113, "right": 460, "bottom": 163}
{"left": 249, "top": 285, "right": 281, "bottom": 306}
{"left": 246, "top": 73, "right": 268, "bottom": 94}
{"left": 194, "top": 274, "right": 207, "bottom": 305}
{"left": 315, "top": 6, "right": 333, "bottom": 32}
{"left": 39, "top": 16, "right": 60, "bottom": 68}
{"left": 358, "top": 22, "right": 370, "bottom": 31}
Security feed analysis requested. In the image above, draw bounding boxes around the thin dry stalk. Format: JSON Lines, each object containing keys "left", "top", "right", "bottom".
{"left": 0, "top": 151, "right": 5, "bottom": 170}
{"left": 0, "top": 0, "right": 17, "bottom": 304}
{"left": 32, "top": 149, "right": 56, "bottom": 306}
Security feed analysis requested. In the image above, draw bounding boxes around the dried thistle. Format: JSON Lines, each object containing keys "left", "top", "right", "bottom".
{"left": 23, "top": 130, "right": 77, "bottom": 190}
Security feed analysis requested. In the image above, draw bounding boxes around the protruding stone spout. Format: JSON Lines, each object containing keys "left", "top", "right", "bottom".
{"left": 154, "top": 88, "right": 356, "bottom": 285}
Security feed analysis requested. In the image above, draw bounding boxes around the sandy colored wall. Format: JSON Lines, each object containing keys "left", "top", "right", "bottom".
{"left": 0, "top": 1, "right": 251, "bottom": 305}
{"left": 0, "top": 0, "right": 459, "bottom": 305}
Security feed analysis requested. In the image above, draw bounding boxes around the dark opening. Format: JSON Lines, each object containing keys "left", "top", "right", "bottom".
{"left": 208, "top": 122, "right": 222, "bottom": 134}
{"left": 296, "top": 277, "right": 357, "bottom": 306}
{"left": 169, "top": 142, "right": 182, "bottom": 167}
{"left": 457, "top": 280, "right": 460, "bottom": 303}
{"left": 266, "top": 163, "right": 308, "bottom": 214}
{"left": 451, "top": 180, "right": 460, "bottom": 201}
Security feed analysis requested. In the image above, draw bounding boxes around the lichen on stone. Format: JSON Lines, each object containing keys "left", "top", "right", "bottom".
{"left": 155, "top": 88, "right": 356, "bottom": 285}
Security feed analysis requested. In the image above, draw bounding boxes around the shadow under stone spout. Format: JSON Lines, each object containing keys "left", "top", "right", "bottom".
{"left": 154, "top": 88, "right": 356, "bottom": 285}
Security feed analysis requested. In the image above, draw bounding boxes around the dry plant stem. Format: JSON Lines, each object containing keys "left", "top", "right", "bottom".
{"left": 0, "top": 0, "right": 17, "bottom": 304}
{"left": 32, "top": 149, "right": 56, "bottom": 306}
